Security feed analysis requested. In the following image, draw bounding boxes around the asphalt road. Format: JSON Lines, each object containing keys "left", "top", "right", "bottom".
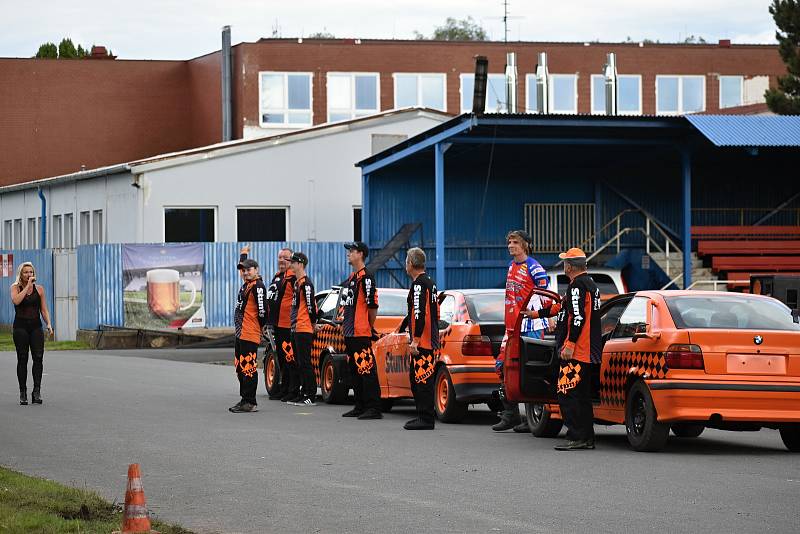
{"left": 1, "top": 349, "right": 798, "bottom": 534}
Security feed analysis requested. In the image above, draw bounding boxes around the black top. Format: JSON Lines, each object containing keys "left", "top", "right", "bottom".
{"left": 14, "top": 285, "right": 42, "bottom": 328}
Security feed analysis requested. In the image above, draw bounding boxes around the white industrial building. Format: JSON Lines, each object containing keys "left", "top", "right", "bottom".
{"left": 0, "top": 108, "right": 448, "bottom": 247}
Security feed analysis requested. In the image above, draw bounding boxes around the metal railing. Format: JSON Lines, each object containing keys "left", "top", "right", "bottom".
{"left": 525, "top": 203, "right": 596, "bottom": 253}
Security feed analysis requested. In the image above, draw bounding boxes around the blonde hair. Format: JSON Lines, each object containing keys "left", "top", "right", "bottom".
{"left": 12, "top": 262, "right": 35, "bottom": 290}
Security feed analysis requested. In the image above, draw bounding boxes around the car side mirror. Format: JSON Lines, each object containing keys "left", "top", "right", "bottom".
{"left": 792, "top": 309, "right": 799, "bottom": 324}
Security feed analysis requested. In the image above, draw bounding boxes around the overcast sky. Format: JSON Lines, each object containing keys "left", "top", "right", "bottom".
{"left": 1, "top": 0, "right": 778, "bottom": 60}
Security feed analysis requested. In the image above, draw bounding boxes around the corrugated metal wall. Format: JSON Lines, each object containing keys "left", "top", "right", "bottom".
{"left": 0, "top": 249, "right": 54, "bottom": 326}
{"left": 76, "top": 242, "right": 350, "bottom": 330}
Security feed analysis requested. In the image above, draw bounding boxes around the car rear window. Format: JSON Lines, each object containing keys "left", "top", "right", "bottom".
{"left": 466, "top": 293, "right": 504, "bottom": 323}
{"left": 557, "top": 273, "right": 619, "bottom": 295}
{"left": 665, "top": 295, "right": 800, "bottom": 331}
{"left": 377, "top": 291, "right": 407, "bottom": 316}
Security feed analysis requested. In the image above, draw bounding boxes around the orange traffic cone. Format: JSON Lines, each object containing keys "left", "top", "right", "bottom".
{"left": 113, "top": 464, "right": 159, "bottom": 534}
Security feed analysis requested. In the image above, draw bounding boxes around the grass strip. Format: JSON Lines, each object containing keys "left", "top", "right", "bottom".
{"left": 0, "top": 466, "right": 193, "bottom": 533}
{"left": 0, "top": 333, "right": 90, "bottom": 352}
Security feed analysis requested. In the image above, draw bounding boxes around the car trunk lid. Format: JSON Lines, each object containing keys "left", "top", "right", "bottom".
{"left": 689, "top": 330, "right": 800, "bottom": 377}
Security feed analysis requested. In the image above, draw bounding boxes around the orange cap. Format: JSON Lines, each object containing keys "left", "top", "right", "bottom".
{"left": 558, "top": 247, "right": 586, "bottom": 260}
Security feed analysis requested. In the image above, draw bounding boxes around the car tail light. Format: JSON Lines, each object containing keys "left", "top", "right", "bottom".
{"left": 665, "top": 344, "right": 704, "bottom": 370}
{"left": 462, "top": 335, "right": 493, "bottom": 356}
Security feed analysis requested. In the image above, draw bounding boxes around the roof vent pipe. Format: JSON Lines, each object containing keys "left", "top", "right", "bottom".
{"left": 603, "top": 52, "right": 618, "bottom": 116}
{"left": 535, "top": 52, "right": 549, "bottom": 114}
{"left": 221, "top": 25, "right": 233, "bottom": 142}
{"left": 472, "top": 56, "right": 489, "bottom": 114}
{"left": 505, "top": 52, "right": 518, "bottom": 113}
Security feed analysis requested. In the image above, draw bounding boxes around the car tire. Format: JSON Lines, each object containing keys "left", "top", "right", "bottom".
{"left": 779, "top": 424, "right": 800, "bottom": 452}
{"left": 525, "top": 403, "right": 563, "bottom": 438}
{"left": 379, "top": 398, "right": 395, "bottom": 413}
{"left": 264, "top": 351, "right": 280, "bottom": 396}
{"left": 671, "top": 423, "right": 705, "bottom": 438}
{"left": 625, "top": 381, "right": 669, "bottom": 452}
{"left": 320, "top": 354, "right": 347, "bottom": 404}
{"left": 434, "top": 367, "right": 468, "bottom": 423}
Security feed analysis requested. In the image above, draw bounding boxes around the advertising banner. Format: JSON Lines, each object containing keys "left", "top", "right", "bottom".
{"left": 122, "top": 244, "right": 205, "bottom": 329}
{"left": 1, "top": 254, "right": 13, "bottom": 278}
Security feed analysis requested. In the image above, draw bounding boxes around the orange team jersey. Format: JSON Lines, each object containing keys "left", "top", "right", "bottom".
{"left": 291, "top": 275, "right": 317, "bottom": 334}
{"left": 342, "top": 267, "right": 378, "bottom": 338}
{"left": 235, "top": 278, "right": 267, "bottom": 344}
{"left": 563, "top": 272, "right": 602, "bottom": 363}
{"left": 277, "top": 268, "right": 296, "bottom": 329}
{"left": 408, "top": 272, "right": 440, "bottom": 350}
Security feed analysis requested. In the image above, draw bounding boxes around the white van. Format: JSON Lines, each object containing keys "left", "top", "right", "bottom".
{"left": 547, "top": 267, "right": 626, "bottom": 300}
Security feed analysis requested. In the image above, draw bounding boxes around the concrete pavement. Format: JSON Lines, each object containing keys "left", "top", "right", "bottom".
{"left": 1, "top": 349, "right": 798, "bottom": 533}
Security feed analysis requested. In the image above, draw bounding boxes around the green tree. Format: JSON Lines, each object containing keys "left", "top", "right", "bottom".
{"left": 58, "top": 38, "right": 78, "bottom": 58}
{"left": 308, "top": 31, "right": 335, "bottom": 39}
{"left": 415, "top": 16, "right": 488, "bottom": 41}
{"left": 682, "top": 34, "right": 707, "bottom": 44}
{"left": 34, "top": 42, "right": 58, "bottom": 58}
{"left": 766, "top": 0, "right": 800, "bottom": 114}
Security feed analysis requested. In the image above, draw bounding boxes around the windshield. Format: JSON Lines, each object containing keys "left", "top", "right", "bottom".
{"left": 665, "top": 295, "right": 800, "bottom": 331}
{"left": 465, "top": 292, "right": 504, "bottom": 323}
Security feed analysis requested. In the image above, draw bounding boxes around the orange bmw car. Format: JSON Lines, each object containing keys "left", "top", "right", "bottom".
{"left": 371, "top": 289, "right": 505, "bottom": 422}
{"left": 508, "top": 290, "right": 800, "bottom": 452}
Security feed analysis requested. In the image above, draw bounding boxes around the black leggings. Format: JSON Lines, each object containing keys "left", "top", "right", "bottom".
{"left": 13, "top": 325, "right": 45, "bottom": 391}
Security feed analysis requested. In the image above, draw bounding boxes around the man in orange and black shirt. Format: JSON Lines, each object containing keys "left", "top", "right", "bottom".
{"left": 340, "top": 241, "right": 382, "bottom": 420}
{"left": 289, "top": 252, "right": 318, "bottom": 407}
{"left": 230, "top": 255, "right": 268, "bottom": 413}
{"left": 529, "top": 248, "right": 601, "bottom": 450}
{"left": 403, "top": 247, "right": 439, "bottom": 430}
{"left": 265, "top": 248, "right": 297, "bottom": 402}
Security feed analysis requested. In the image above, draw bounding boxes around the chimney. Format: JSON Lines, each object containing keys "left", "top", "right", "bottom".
{"left": 603, "top": 52, "right": 618, "bottom": 116}
{"left": 718, "top": 39, "right": 732, "bottom": 48}
{"left": 221, "top": 25, "right": 233, "bottom": 142}
{"left": 505, "top": 52, "right": 518, "bottom": 113}
{"left": 535, "top": 52, "right": 549, "bottom": 114}
{"left": 472, "top": 56, "right": 489, "bottom": 114}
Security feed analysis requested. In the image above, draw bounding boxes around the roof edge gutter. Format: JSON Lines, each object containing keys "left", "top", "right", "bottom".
{"left": 0, "top": 163, "right": 132, "bottom": 194}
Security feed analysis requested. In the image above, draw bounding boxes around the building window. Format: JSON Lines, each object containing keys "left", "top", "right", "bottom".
{"left": 259, "top": 72, "right": 313, "bottom": 127}
{"left": 164, "top": 208, "right": 216, "bottom": 242}
{"left": 550, "top": 74, "right": 578, "bottom": 114}
{"left": 460, "top": 74, "right": 509, "bottom": 113}
{"left": 393, "top": 74, "right": 446, "bottom": 111}
{"left": 52, "top": 215, "right": 62, "bottom": 248}
{"left": 79, "top": 211, "right": 91, "bottom": 246}
{"left": 27, "top": 218, "right": 37, "bottom": 249}
{"left": 3, "top": 220, "right": 12, "bottom": 248}
{"left": 92, "top": 210, "right": 103, "bottom": 244}
{"left": 719, "top": 75, "right": 744, "bottom": 109}
{"left": 656, "top": 75, "right": 706, "bottom": 115}
{"left": 236, "top": 207, "right": 287, "bottom": 241}
{"left": 63, "top": 213, "right": 74, "bottom": 249}
{"left": 327, "top": 73, "right": 379, "bottom": 122}
{"left": 525, "top": 74, "right": 538, "bottom": 113}
{"left": 13, "top": 219, "right": 22, "bottom": 249}
{"left": 353, "top": 207, "right": 362, "bottom": 242}
{"left": 591, "top": 75, "right": 642, "bottom": 115}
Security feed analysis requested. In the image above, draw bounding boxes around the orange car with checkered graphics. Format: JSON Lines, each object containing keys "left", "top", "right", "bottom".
{"left": 371, "top": 289, "right": 505, "bottom": 422}
{"left": 264, "top": 287, "right": 408, "bottom": 401}
{"left": 509, "top": 290, "right": 800, "bottom": 452}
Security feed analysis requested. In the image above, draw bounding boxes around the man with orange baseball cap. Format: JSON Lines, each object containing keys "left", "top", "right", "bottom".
{"left": 527, "top": 247, "right": 601, "bottom": 450}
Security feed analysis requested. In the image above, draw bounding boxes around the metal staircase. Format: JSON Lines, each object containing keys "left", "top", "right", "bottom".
{"left": 366, "top": 223, "right": 422, "bottom": 287}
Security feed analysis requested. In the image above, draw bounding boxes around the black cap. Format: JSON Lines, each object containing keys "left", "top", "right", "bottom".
{"left": 289, "top": 252, "right": 308, "bottom": 266}
{"left": 237, "top": 258, "right": 259, "bottom": 270}
{"left": 344, "top": 241, "right": 369, "bottom": 258}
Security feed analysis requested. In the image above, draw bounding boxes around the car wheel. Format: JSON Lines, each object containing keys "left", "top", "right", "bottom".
{"left": 264, "top": 351, "right": 280, "bottom": 396}
{"left": 434, "top": 367, "right": 468, "bottom": 423}
{"left": 779, "top": 424, "right": 800, "bottom": 452}
{"left": 380, "top": 398, "right": 395, "bottom": 413}
{"left": 671, "top": 423, "right": 705, "bottom": 438}
{"left": 320, "top": 354, "right": 346, "bottom": 404}
{"left": 525, "top": 403, "right": 563, "bottom": 438}
{"left": 625, "top": 381, "right": 669, "bottom": 452}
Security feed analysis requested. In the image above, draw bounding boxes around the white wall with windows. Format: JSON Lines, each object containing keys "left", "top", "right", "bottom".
{"left": 656, "top": 75, "right": 706, "bottom": 115}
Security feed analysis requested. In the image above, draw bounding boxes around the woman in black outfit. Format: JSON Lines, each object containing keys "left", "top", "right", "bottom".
{"left": 9, "top": 262, "right": 53, "bottom": 405}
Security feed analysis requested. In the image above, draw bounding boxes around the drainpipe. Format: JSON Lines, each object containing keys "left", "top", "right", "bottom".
{"left": 221, "top": 25, "right": 232, "bottom": 142}
{"left": 505, "top": 52, "right": 518, "bottom": 113}
{"left": 37, "top": 187, "right": 46, "bottom": 249}
{"left": 535, "top": 52, "right": 549, "bottom": 114}
{"left": 603, "top": 52, "right": 618, "bottom": 116}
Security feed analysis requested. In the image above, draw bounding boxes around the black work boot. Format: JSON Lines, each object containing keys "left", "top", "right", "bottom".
{"left": 19, "top": 390, "right": 28, "bottom": 406}
{"left": 31, "top": 389, "right": 42, "bottom": 405}
{"left": 512, "top": 421, "right": 530, "bottom": 433}
{"left": 404, "top": 418, "right": 435, "bottom": 430}
{"left": 492, "top": 416, "right": 521, "bottom": 432}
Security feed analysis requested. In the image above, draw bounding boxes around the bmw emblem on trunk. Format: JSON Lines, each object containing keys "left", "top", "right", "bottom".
{"left": 754, "top": 335, "right": 763, "bottom": 345}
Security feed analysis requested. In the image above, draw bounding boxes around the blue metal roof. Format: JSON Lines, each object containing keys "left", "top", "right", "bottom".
{"left": 686, "top": 115, "right": 800, "bottom": 147}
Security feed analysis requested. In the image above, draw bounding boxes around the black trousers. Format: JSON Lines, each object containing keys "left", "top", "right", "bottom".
{"left": 13, "top": 324, "right": 44, "bottom": 392}
{"left": 234, "top": 338, "right": 259, "bottom": 405}
{"left": 556, "top": 359, "right": 594, "bottom": 441}
{"left": 273, "top": 327, "right": 292, "bottom": 395}
{"left": 292, "top": 332, "right": 316, "bottom": 399}
{"left": 410, "top": 348, "right": 435, "bottom": 424}
{"left": 345, "top": 337, "right": 380, "bottom": 412}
